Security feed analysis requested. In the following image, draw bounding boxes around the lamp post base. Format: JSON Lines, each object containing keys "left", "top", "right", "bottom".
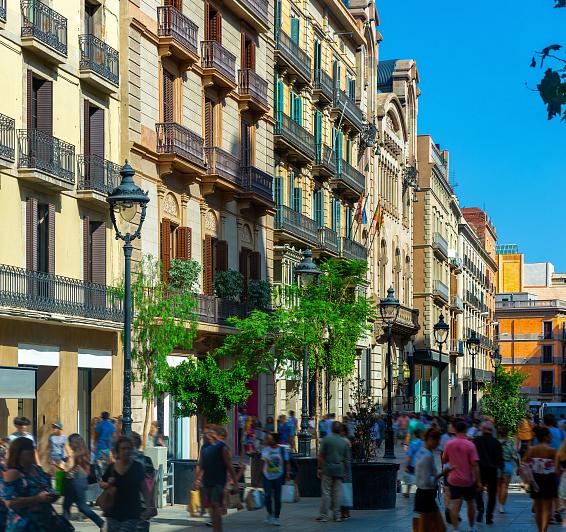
{"left": 383, "top": 427, "right": 395, "bottom": 459}
{"left": 297, "top": 430, "right": 312, "bottom": 457}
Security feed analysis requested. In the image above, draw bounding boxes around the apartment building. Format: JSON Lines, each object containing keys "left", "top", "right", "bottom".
{"left": 413, "top": 136, "right": 460, "bottom": 414}
{"left": 121, "top": 0, "right": 274, "bottom": 457}
{"left": 0, "top": 1, "right": 123, "bottom": 459}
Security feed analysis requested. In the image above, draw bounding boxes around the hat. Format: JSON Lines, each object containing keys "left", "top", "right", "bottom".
{"left": 52, "top": 421, "right": 63, "bottom": 430}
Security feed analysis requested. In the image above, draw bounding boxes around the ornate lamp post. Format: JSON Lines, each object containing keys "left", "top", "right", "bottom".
{"left": 294, "top": 249, "right": 321, "bottom": 456}
{"left": 466, "top": 331, "right": 481, "bottom": 415}
{"left": 491, "top": 345, "right": 502, "bottom": 385}
{"left": 380, "top": 287, "right": 400, "bottom": 459}
{"left": 107, "top": 161, "right": 149, "bottom": 436}
{"left": 433, "top": 314, "right": 449, "bottom": 416}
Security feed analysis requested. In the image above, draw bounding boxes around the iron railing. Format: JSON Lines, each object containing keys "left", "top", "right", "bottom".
{"left": 156, "top": 122, "right": 205, "bottom": 168}
{"left": 275, "top": 113, "right": 315, "bottom": 159}
{"left": 238, "top": 69, "right": 268, "bottom": 107}
{"left": 333, "top": 88, "right": 364, "bottom": 130}
{"left": 241, "top": 166, "right": 273, "bottom": 201}
{"left": 465, "top": 290, "right": 482, "bottom": 310}
{"left": 77, "top": 155, "right": 121, "bottom": 195}
{"left": 0, "top": 113, "right": 15, "bottom": 162}
{"left": 341, "top": 237, "right": 367, "bottom": 260}
{"left": 432, "top": 232, "right": 449, "bottom": 257}
{"left": 239, "top": 0, "right": 268, "bottom": 28}
{"left": 195, "top": 293, "right": 251, "bottom": 325}
{"left": 433, "top": 279, "right": 449, "bottom": 302}
{"left": 0, "top": 0, "right": 6, "bottom": 21}
{"left": 21, "top": 0, "right": 67, "bottom": 56}
{"left": 275, "top": 30, "right": 311, "bottom": 83}
{"left": 318, "top": 227, "right": 340, "bottom": 255}
{"left": 448, "top": 339, "right": 465, "bottom": 355}
{"left": 157, "top": 5, "right": 198, "bottom": 56}
{"left": 315, "top": 143, "right": 337, "bottom": 174}
{"left": 497, "top": 299, "right": 566, "bottom": 310}
{"left": 0, "top": 264, "right": 123, "bottom": 322}
{"left": 431, "top": 141, "right": 448, "bottom": 177}
{"left": 79, "top": 34, "right": 119, "bottom": 86}
{"left": 201, "top": 41, "right": 236, "bottom": 83}
{"left": 397, "top": 304, "right": 420, "bottom": 330}
{"left": 336, "top": 159, "right": 365, "bottom": 195}
{"left": 314, "top": 69, "right": 334, "bottom": 101}
{"left": 275, "top": 205, "right": 319, "bottom": 247}
{"left": 17, "top": 129, "right": 75, "bottom": 184}
{"left": 205, "top": 147, "right": 241, "bottom": 186}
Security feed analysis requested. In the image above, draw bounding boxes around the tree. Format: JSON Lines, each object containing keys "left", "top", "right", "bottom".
{"left": 349, "top": 378, "right": 378, "bottom": 462}
{"left": 480, "top": 366, "right": 528, "bottom": 433}
{"left": 130, "top": 256, "right": 198, "bottom": 446}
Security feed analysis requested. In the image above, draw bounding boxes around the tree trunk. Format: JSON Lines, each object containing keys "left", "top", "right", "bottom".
{"left": 142, "top": 395, "right": 153, "bottom": 449}
{"left": 272, "top": 371, "right": 278, "bottom": 423}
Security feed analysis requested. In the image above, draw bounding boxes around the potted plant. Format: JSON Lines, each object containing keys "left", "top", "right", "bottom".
{"left": 214, "top": 270, "right": 244, "bottom": 301}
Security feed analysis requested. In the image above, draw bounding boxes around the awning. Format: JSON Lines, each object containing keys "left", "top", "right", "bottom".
{"left": 0, "top": 367, "right": 36, "bottom": 399}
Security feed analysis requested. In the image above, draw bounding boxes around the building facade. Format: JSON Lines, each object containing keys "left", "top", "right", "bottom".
{"left": 0, "top": 0, "right": 124, "bottom": 461}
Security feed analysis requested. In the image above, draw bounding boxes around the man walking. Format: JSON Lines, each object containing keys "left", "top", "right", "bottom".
{"left": 288, "top": 411, "right": 298, "bottom": 452}
{"left": 95, "top": 411, "right": 116, "bottom": 475}
{"left": 442, "top": 420, "right": 481, "bottom": 532}
{"left": 317, "top": 421, "right": 349, "bottom": 523}
{"left": 473, "top": 421, "right": 503, "bottom": 524}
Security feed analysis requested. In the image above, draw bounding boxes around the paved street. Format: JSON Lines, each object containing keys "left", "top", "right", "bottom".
{"left": 69, "top": 484, "right": 546, "bottom": 531}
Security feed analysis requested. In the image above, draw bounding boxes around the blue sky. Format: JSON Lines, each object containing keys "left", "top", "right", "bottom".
{"left": 377, "top": 1, "right": 566, "bottom": 269}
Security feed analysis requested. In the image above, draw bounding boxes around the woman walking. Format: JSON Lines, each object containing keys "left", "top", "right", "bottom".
{"left": 63, "top": 433, "right": 104, "bottom": 530}
{"left": 100, "top": 436, "right": 154, "bottom": 531}
{"left": 497, "top": 426, "right": 519, "bottom": 514}
{"left": 523, "top": 427, "right": 558, "bottom": 532}
{"left": 261, "top": 432, "right": 290, "bottom": 526}
{"left": 403, "top": 429, "right": 424, "bottom": 497}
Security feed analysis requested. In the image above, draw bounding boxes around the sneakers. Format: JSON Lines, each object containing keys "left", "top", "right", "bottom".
{"left": 265, "top": 516, "right": 274, "bottom": 524}
{"left": 316, "top": 516, "right": 328, "bottom": 522}
{"left": 272, "top": 518, "right": 281, "bottom": 526}
{"left": 499, "top": 504, "right": 506, "bottom": 514}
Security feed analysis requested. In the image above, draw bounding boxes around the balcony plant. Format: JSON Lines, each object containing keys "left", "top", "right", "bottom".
{"left": 168, "top": 258, "right": 201, "bottom": 291}
{"left": 214, "top": 269, "right": 243, "bottom": 301}
{"left": 247, "top": 279, "right": 271, "bottom": 310}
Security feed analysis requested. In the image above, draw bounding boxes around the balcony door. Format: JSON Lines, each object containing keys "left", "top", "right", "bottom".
{"left": 160, "top": 218, "right": 191, "bottom": 280}
{"left": 163, "top": 69, "right": 175, "bottom": 123}
{"left": 204, "top": 98, "right": 215, "bottom": 148}
{"left": 26, "top": 198, "right": 54, "bottom": 276}
{"left": 314, "top": 39, "right": 321, "bottom": 73}
{"left": 241, "top": 34, "right": 255, "bottom": 70}
{"left": 203, "top": 236, "right": 228, "bottom": 295}
{"left": 84, "top": 102, "right": 105, "bottom": 186}
{"left": 241, "top": 119, "right": 252, "bottom": 168}
{"left": 164, "top": 0, "right": 182, "bottom": 8}
{"left": 83, "top": 218, "right": 106, "bottom": 285}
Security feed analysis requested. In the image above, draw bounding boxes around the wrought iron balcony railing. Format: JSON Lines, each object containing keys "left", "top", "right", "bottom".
{"left": 315, "top": 143, "right": 337, "bottom": 174}
{"left": 17, "top": 129, "right": 75, "bottom": 184}
{"left": 275, "top": 30, "right": 311, "bottom": 83}
{"left": 275, "top": 205, "right": 319, "bottom": 247}
{"left": 21, "top": 0, "right": 67, "bottom": 56}
{"left": 0, "top": 0, "right": 6, "bottom": 22}
{"left": 275, "top": 113, "right": 315, "bottom": 160}
{"left": 336, "top": 159, "right": 365, "bottom": 195}
{"left": 156, "top": 122, "right": 205, "bottom": 169}
{"left": 241, "top": 165, "right": 273, "bottom": 202}
{"left": 313, "top": 69, "right": 334, "bottom": 101}
{"left": 201, "top": 40, "right": 236, "bottom": 83}
{"left": 195, "top": 293, "right": 251, "bottom": 326}
{"left": 0, "top": 113, "right": 15, "bottom": 162}
{"left": 157, "top": 5, "right": 198, "bottom": 57}
{"left": 431, "top": 141, "right": 448, "bottom": 178}
{"left": 77, "top": 154, "right": 121, "bottom": 195}
{"left": 205, "top": 147, "right": 241, "bottom": 186}
{"left": 318, "top": 227, "right": 340, "bottom": 255}
{"left": 239, "top": 0, "right": 268, "bottom": 30}
{"left": 341, "top": 237, "right": 367, "bottom": 260}
{"left": 451, "top": 295, "right": 464, "bottom": 311}
{"left": 79, "top": 34, "right": 119, "bottom": 86}
{"left": 0, "top": 263, "right": 123, "bottom": 322}
{"left": 333, "top": 88, "right": 364, "bottom": 131}
{"left": 238, "top": 69, "right": 268, "bottom": 107}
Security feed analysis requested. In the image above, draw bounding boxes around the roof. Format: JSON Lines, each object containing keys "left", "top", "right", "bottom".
{"left": 377, "top": 59, "right": 399, "bottom": 93}
{"left": 496, "top": 244, "right": 519, "bottom": 255}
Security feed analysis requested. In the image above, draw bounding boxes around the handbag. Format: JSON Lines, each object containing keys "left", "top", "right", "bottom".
{"left": 48, "top": 507, "right": 75, "bottom": 532}
{"left": 187, "top": 489, "right": 201, "bottom": 517}
{"left": 244, "top": 487, "right": 264, "bottom": 510}
{"left": 341, "top": 482, "right": 353, "bottom": 508}
{"left": 95, "top": 467, "right": 118, "bottom": 515}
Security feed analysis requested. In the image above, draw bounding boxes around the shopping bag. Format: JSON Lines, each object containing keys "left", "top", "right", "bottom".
{"left": 244, "top": 487, "right": 264, "bottom": 510}
{"left": 225, "top": 486, "right": 243, "bottom": 510}
{"left": 281, "top": 482, "right": 296, "bottom": 504}
{"left": 54, "top": 470, "right": 66, "bottom": 496}
{"left": 341, "top": 482, "right": 353, "bottom": 508}
{"left": 187, "top": 489, "right": 201, "bottom": 517}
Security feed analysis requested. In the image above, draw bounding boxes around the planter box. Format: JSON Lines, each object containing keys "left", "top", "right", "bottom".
{"left": 352, "top": 462, "right": 399, "bottom": 510}
{"left": 294, "top": 456, "right": 320, "bottom": 497}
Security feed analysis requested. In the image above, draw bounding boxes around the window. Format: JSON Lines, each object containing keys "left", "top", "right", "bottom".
{"left": 241, "top": 119, "right": 252, "bottom": 167}
{"left": 205, "top": 3, "right": 222, "bottom": 43}
{"left": 290, "top": 91, "right": 302, "bottom": 125}
{"left": 83, "top": 218, "right": 106, "bottom": 284}
{"left": 347, "top": 78, "right": 355, "bottom": 100}
{"left": 541, "top": 370, "right": 554, "bottom": 394}
{"left": 84, "top": 2, "right": 100, "bottom": 36}
{"left": 313, "top": 188, "right": 324, "bottom": 227}
{"left": 28, "top": 73, "right": 52, "bottom": 134}
{"left": 543, "top": 321, "right": 553, "bottom": 340}
{"left": 314, "top": 39, "right": 321, "bottom": 72}
{"left": 203, "top": 236, "right": 228, "bottom": 295}
{"left": 241, "top": 34, "right": 255, "bottom": 70}
{"left": 542, "top": 345, "right": 553, "bottom": 364}
{"left": 26, "top": 198, "right": 54, "bottom": 275}
{"left": 275, "top": 77, "right": 284, "bottom": 115}
{"left": 163, "top": 69, "right": 175, "bottom": 123}
{"left": 204, "top": 97, "right": 215, "bottom": 148}
{"left": 345, "top": 206, "right": 352, "bottom": 239}
{"left": 273, "top": 175, "right": 282, "bottom": 206}
{"left": 160, "top": 219, "right": 192, "bottom": 279}
{"left": 331, "top": 197, "right": 341, "bottom": 235}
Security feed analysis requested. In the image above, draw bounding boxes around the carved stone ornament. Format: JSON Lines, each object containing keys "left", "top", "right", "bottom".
{"left": 205, "top": 210, "right": 218, "bottom": 233}
{"left": 163, "top": 193, "right": 179, "bottom": 218}
{"left": 241, "top": 224, "right": 253, "bottom": 246}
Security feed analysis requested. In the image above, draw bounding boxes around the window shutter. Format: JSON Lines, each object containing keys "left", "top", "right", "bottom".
{"left": 160, "top": 219, "right": 172, "bottom": 280}
{"left": 239, "top": 248, "right": 249, "bottom": 298}
{"left": 204, "top": 99, "right": 214, "bottom": 148}
{"left": 203, "top": 234, "right": 213, "bottom": 295}
{"left": 336, "top": 200, "right": 342, "bottom": 237}
{"left": 275, "top": 78, "right": 284, "bottom": 115}
{"left": 48, "top": 203, "right": 55, "bottom": 275}
{"left": 89, "top": 106, "right": 105, "bottom": 159}
{"left": 204, "top": 2, "right": 210, "bottom": 39}
{"left": 216, "top": 240, "right": 228, "bottom": 272}
{"left": 91, "top": 221, "right": 106, "bottom": 285}
{"left": 250, "top": 251, "right": 261, "bottom": 280}
{"left": 314, "top": 189, "right": 324, "bottom": 227}
{"left": 83, "top": 101, "right": 91, "bottom": 158}
{"left": 290, "top": 17, "right": 299, "bottom": 44}
{"left": 246, "top": 41, "right": 255, "bottom": 70}
{"left": 273, "top": 175, "right": 282, "bottom": 205}
{"left": 164, "top": 0, "right": 182, "bottom": 7}
{"left": 26, "top": 197, "right": 38, "bottom": 272}
{"left": 37, "top": 80, "right": 53, "bottom": 136}
{"left": 27, "top": 71, "right": 35, "bottom": 129}
{"left": 216, "top": 11, "right": 222, "bottom": 43}
{"left": 293, "top": 184, "right": 302, "bottom": 213}
{"left": 163, "top": 70, "right": 174, "bottom": 123}
{"left": 83, "top": 216, "right": 91, "bottom": 281}
{"left": 176, "top": 226, "right": 191, "bottom": 260}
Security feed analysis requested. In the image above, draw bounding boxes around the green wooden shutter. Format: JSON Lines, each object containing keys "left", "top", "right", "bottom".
{"left": 275, "top": 77, "right": 284, "bottom": 116}
{"left": 275, "top": 0, "right": 282, "bottom": 33}
{"left": 288, "top": 170, "right": 294, "bottom": 205}
{"left": 346, "top": 138, "right": 351, "bottom": 164}
{"left": 336, "top": 200, "right": 342, "bottom": 236}
{"left": 348, "top": 78, "right": 356, "bottom": 100}
{"left": 314, "top": 189, "right": 324, "bottom": 227}
{"left": 297, "top": 97, "right": 303, "bottom": 126}
{"left": 346, "top": 207, "right": 352, "bottom": 238}
{"left": 274, "top": 175, "right": 282, "bottom": 205}
{"left": 293, "top": 185, "right": 302, "bottom": 213}
{"left": 290, "top": 17, "right": 299, "bottom": 44}
{"left": 331, "top": 197, "right": 337, "bottom": 232}
{"left": 314, "top": 110, "right": 322, "bottom": 160}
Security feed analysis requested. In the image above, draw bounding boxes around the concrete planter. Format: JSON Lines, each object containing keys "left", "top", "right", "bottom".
{"left": 171, "top": 459, "right": 198, "bottom": 505}
{"left": 294, "top": 456, "right": 320, "bottom": 497}
{"left": 352, "top": 462, "right": 400, "bottom": 509}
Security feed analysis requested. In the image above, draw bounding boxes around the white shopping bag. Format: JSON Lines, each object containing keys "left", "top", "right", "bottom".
{"left": 341, "top": 482, "right": 353, "bottom": 508}
{"left": 281, "top": 482, "right": 296, "bottom": 504}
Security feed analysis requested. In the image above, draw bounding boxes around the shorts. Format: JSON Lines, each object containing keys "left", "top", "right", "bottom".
{"left": 202, "top": 484, "right": 225, "bottom": 507}
{"left": 531, "top": 473, "right": 558, "bottom": 500}
{"left": 448, "top": 483, "right": 476, "bottom": 501}
{"left": 502, "top": 461, "right": 514, "bottom": 477}
{"left": 414, "top": 488, "right": 438, "bottom": 513}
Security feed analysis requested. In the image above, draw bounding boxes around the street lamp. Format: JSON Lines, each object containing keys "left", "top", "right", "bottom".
{"left": 380, "top": 286, "right": 400, "bottom": 459}
{"left": 433, "top": 314, "right": 449, "bottom": 416}
{"left": 491, "top": 345, "right": 502, "bottom": 384}
{"left": 295, "top": 249, "right": 322, "bottom": 456}
{"left": 107, "top": 161, "right": 149, "bottom": 436}
{"left": 466, "top": 331, "right": 481, "bottom": 415}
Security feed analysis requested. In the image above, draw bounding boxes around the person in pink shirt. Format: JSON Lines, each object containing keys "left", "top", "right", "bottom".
{"left": 442, "top": 420, "right": 481, "bottom": 532}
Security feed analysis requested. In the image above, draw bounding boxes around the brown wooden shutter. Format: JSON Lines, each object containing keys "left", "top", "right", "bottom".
{"left": 176, "top": 227, "right": 191, "bottom": 260}
{"left": 27, "top": 71, "right": 34, "bottom": 129}
{"left": 204, "top": 2, "right": 210, "bottom": 40}
{"left": 216, "top": 240, "right": 228, "bottom": 272}
{"left": 83, "top": 216, "right": 91, "bottom": 281}
{"left": 90, "top": 106, "right": 104, "bottom": 159}
{"left": 246, "top": 41, "right": 256, "bottom": 70}
{"left": 250, "top": 251, "right": 261, "bottom": 280}
{"left": 164, "top": 0, "right": 182, "bottom": 7}
{"left": 47, "top": 203, "right": 55, "bottom": 275}
{"left": 163, "top": 70, "right": 174, "bottom": 123}
{"left": 204, "top": 99, "right": 214, "bottom": 148}
{"left": 91, "top": 222, "right": 106, "bottom": 285}
{"left": 83, "top": 101, "right": 91, "bottom": 158}
{"left": 160, "top": 219, "right": 172, "bottom": 279}
{"left": 216, "top": 11, "right": 222, "bottom": 43}
{"left": 203, "top": 234, "right": 213, "bottom": 295}
{"left": 26, "top": 197, "right": 38, "bottom": 271}
{"left": 37, "top": 80, "right": 53, "bottom": 136}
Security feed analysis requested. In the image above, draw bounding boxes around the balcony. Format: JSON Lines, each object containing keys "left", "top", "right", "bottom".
{"left": 313, "top": 69, "right": 334, "bottom": 104}
{"left": 274, "top": 113, "right": 315, "bottom": 163}
{"left": 204, "top": 147, "right": 241, "bottom": 191}
{"left": 201, "top": 41, "right": 237, "bottom": 91}
{"left": 450, "top": 295, "right": 464, "bottom": 313}
{"left": 275, "top": 205, "right": 319, "bottom": 248}
{"left": 341, "top": 237, "right": 367, "bottom": 261}
{"left": 431, "top": 141, "right": 448, "bottom": 178}
{"left": 449, "top": 339, "right": 465, "bottom": 356}
{"left": 317, "top": 227, "right": 340, "bottom": 256}
{"left": 332, "top": 89, "right": 364, "bottom": 133}
{"left": 77, "top": 155, "right": 121, "bottom": 205}
{"left": 432, "top": 232, "right": 449, "bottom": 260}
{"left": 222, "top": 0, "right": 268, "bottom": 33}
{"left": 79, "top": 34, "right": 119, "bottom": 94}
{"left": 313, "top": 143, "right": 337, "bottom": 177}
{"left": 274, "top": 30, "right": 311, "bottom": 85}
{"left": 195, "top": 293, "right": 251, "bottom": 326}
{"left": 157, "top": 6, "right": 199, "bottom": 69}
{"left": 238, "top": 69, "right": 269, "bottom": 115}
{"left": 432, "top": 279, "right": 449, "bottom": 304}
{"left": 241, "top": 166, "right": 273, "bottom": 205}
{"left": 0, "top": 113, "right": 15, "bottom": 168}
{"left": 332, "top": 159, "right": 365, "bottom": 197}
{"left": 449, "top": 255, "right": 463, "bottom": 273}
{"left": 17, "top": 129, "right": 75, "bottom": 191}
{"left": 0, "top": 264, "right": 123, "bottom": 324}
{"left": 465, "top": 290, "right": 482, "bottom": 310}
{"left": 20, "top": 0, "right": 67, "bottom": 63}
{"left": 375, "top": 304, "right": 419, "bottom": 337}
{"left": 155, "top": 122, "right": 206, "bottom": 175}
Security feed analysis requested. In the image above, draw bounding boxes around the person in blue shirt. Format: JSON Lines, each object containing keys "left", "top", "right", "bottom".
{"left": 543, "top": 414, "right": 565, "bottom": 450}
{"left": 95, "top": 411, "right": 116, "bottom": 476}
{"left": 403, "top": 429, "right": 424, "bottom": 498}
